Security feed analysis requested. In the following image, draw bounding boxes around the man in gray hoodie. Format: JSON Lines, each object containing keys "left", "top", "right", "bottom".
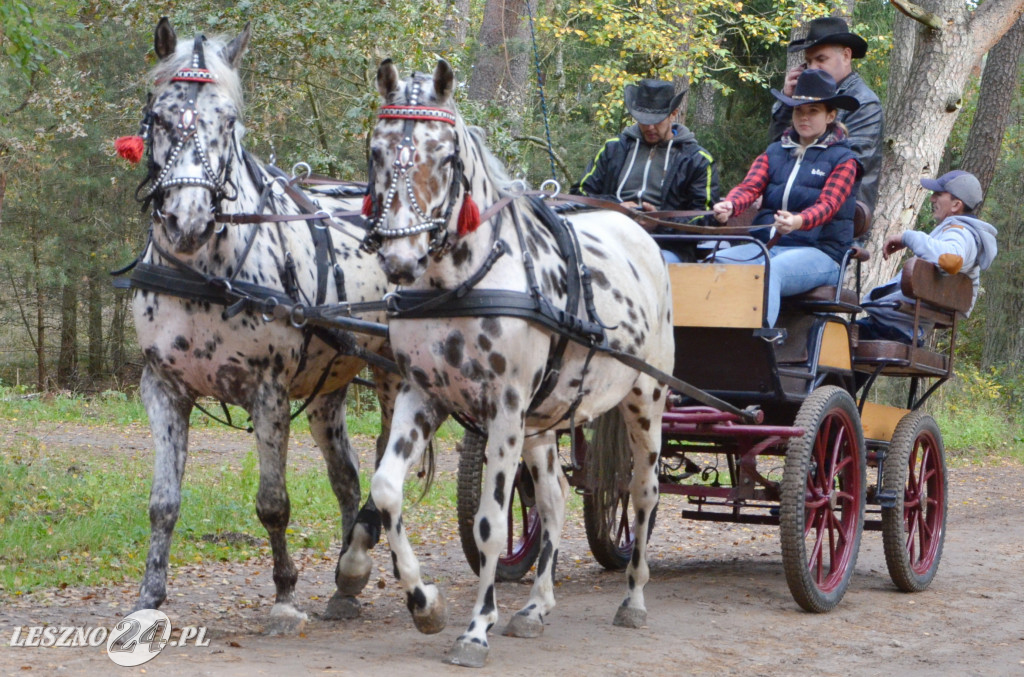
{"left": 856, "top": 170, "right": 998, "bottom": 344}
{"left": 572, "top": 78, "right": 719, "bottom": 261}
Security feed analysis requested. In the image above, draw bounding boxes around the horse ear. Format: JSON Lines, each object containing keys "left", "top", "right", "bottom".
{"left": 377, "top": 59, "right": 400, "bottom": 100}
{"left": 433, "top": 59, "right": 455, "bottom": 103}
{"left": 154, "top": 17, "right": 177, "bottom": 61}
{"left": 224, "top": 22, "right": 252, "bottom": 69}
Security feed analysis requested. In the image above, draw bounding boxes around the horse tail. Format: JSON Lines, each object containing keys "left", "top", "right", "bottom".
{"left": 585, "top": 406, "right": 631, "bottom": 512}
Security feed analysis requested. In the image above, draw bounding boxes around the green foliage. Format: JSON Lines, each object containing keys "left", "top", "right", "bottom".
{"left": 542, "top": 0, "right": 845, "bottom": 129}
{"left": 0, "top": 438, "right": 456, "bottom": 594}
{"left": 930, "top": 364, "right": 1023, "bottom": 460}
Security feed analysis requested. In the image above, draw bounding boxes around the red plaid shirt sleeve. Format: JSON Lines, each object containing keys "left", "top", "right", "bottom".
{"left": 724, "top": 153, "right": 770, "bottom": 215}
{"left": 797, "top": 158, "right": 859, "bottom": 230}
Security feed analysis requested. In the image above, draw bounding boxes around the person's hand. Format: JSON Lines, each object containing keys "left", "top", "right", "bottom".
{"left": 781, "top": 63, "right": 806, "bottom": 97}
{"left": 620, "top": 200, "right": 640, "bottom": 210}
{"left": 712, "top": 200, "right": 733, "bottom": 224}
{"left": 773, "top": 210, "right": 803, "bottom": 234}
{"left": 882, "top": 232, "right": 906, "bottom": 260}
{"left": 639, "top": 200, "right": 656, "bottom": 212}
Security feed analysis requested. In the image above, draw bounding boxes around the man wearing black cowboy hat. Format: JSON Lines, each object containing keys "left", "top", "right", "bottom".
{"left": 572, "top": 78, "right": 719, "bottom": 261}
{"left": 769, "top": 16, "right": 883, "bottom": 213}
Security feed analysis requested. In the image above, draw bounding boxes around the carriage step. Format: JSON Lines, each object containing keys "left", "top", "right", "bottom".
{"left": 875, "top": 489, "right": 898, "bottom": 509}
{"left": 681, "top": 510, "right": 779, "bottom": 525}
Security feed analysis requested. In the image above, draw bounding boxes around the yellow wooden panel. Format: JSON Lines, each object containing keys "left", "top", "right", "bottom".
{"left": 818, "top": 321, "right": 851, "bottom": 370}
{"left": 861, "top": 401, "right": 910, "bottom": 442}
{"left": 669, "top": 263, "right": 764, "bottom": 328}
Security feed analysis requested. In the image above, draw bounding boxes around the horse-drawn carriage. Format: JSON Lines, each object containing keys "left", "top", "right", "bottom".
{"left": 459, "top": 219, "right": 962, "bottom": 613}
{"left": 119, "top": 20, "right": 962, "bottom": 666}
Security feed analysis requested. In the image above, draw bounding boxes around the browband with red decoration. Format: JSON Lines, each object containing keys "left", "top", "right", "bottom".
{"left": 378, "top": 105, "right": 456, "bottom": 125}
{"left": 171, "top": 67, "right": 217, "bottom": 84}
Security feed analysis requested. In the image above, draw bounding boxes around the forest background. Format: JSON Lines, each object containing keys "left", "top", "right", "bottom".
{"left": 0, "top": 0, "right": 1021, "bottom": 449}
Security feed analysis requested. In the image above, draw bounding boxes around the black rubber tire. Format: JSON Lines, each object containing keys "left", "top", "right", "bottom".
{"left": 583, "top": 485, "right": 637, "bottom": 571}
{"left": 456, "top": 430, "right": 541, "bottom": 581}
{"left": 881, "top": 411, "right": 947, "bottom": 592}
{"left": 780, "top": 386, "right": 866, "bottom": 613}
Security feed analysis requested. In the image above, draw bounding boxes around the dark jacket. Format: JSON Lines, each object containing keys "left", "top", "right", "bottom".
{"left": 572, "top": 123, "right": 719, "bottom": 228}
{"left": 753, "top": 129, "right": 859, "bottom": 262}
{"left": 770, "top": 72, "right": 883, "bottom": 214}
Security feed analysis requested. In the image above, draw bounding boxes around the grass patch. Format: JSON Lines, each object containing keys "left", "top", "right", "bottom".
{"left": 0, "top": 440, "right": 453, "bottom": 596}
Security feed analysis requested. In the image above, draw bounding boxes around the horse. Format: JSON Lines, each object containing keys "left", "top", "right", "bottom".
{"left": 364, "top": 59, "right": 674, "bottom": 666}
{"left": 122, "top": 18, "right": 396, "bottom": 634}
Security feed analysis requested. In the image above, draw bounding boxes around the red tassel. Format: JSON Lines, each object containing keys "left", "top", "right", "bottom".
{"left": 115, "top": 136, "right": 145, "bottom": 164}
{"left": 362, "top": 193, "right": 374, "bottom": 217}
{"left": 457, "top": 194, "right": 480, "bottom": 237}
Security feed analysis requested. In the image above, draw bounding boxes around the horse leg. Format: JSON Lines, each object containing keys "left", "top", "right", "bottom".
{"left": 250, "top": 382, "right": 305, "bottom": 635}
{"left": 134, "top": 364, "right": 193, "bottom": 612}
{"left": 502, "top": 432, "right": 565, "bottom": 639}
{"left": 304, "top": 386, "right": 365, "bottom": 620}
{"left": 321, "top": 366, "right": 402, "bottom": 618}
{"left": 611, "top": 380, "right": 664, "bottom": 629}
{"left": 448, "top": 416, "right": 525, "bottom": 667}
{"left": 370, "top": 389, "right": 449, "bottom": 635}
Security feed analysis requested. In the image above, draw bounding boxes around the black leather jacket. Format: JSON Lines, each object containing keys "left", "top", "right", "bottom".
{"left": 572, "top": 123, "right": 719, "bottom": 226}
{"left": 770, "top": 71, "right": 883, "bottom": 213}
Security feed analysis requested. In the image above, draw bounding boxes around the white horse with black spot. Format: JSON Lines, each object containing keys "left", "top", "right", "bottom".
{"left": 121, "top": 18, "right": 397, "bottom": 634}
{"left": 364, "top": 59, "right": 674, "bottom": 666}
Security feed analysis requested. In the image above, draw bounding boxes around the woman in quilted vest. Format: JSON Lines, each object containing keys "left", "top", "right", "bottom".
{"left": 711, "top": 68, "right": 862, "bottom": 327}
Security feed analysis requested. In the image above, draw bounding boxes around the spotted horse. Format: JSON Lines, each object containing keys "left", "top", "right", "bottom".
{"left": 363, "top": 59, "right": 675, "bottom": 666}
{"left": 115, "top": 18, "right": 398, "bottom": 634}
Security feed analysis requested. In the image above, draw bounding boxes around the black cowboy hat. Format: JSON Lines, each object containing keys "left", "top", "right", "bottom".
{"left": 788, "top": 17, "right": 868, "bottom": 59}
{"left": 770, "top": 68, "right": 860, "bottom": 111}
{"left": 623, "top": 79, "right": 686, "bottom": 125}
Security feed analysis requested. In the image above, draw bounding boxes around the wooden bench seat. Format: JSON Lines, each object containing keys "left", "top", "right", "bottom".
{"left": 852, "top": 257, "right": 973, "bottom": 378}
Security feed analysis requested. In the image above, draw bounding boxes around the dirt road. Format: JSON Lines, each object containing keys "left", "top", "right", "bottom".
{"left": 2, "top": 426, "right": 1022, "bottom": 676}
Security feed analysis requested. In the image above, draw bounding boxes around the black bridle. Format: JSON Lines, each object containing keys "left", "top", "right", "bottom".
{"left": 363, "top": 80, "right": 466, "bottom": 258}
{"left": 134, "top": 35, "right": 238, "bottom": 216}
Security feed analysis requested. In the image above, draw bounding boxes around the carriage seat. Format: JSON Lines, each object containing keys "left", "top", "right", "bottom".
{"left": 782, "top": 201, "right": 872, "bottom": 314}
{"left": 853, "top": 257, "right": 973, "bottom": 378}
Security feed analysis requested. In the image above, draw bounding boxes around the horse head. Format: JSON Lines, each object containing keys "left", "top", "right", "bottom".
{"left": 366, "top": 59, "right": 469, "bottom": 285}
{"left": 141, "top": 18, "right": 250, "bottom": 256}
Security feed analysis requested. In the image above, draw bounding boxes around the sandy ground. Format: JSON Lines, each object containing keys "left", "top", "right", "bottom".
{"left": 2, "top": 423, "right": 1023, "bottom": 676}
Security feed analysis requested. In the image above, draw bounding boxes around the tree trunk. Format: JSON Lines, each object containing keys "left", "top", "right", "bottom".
{"left": 0, "top": 171, "right": 6, "bottom": 236}
{"left": 886, "top": 12, "right": 917, "bottom": 105}
{"left": 444, "top": 0, "right": 472, "bottom": 49}
{"left": 58, "top": 279, "right": 79, "bottom": 389}
{"left": 109, "top": 292, "right": 128, "bottom": 381}
{"left": 864, "top": 0, "right": 1024, "bottom": 293}
{"left": 467, "top": 0, "right": 530, "bottom": 106}
{"left": 87, "top": 275, "right": 104, "bottom": 381}
{"left": 692, "top": 81, "right": 716, "bottom": 129}
{"left": 960, "top": 14, "right": 1024, "bottom": 202}
{"left": 33, "top": 242, "right": 46, "bottom": 392}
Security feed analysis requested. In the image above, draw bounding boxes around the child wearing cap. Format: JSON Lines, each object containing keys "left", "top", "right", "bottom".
{"left": 710, "top": 68, "right": 863, "bottom": 327}
{"left": 856, "top": 170, "right": 999, "bottom": 344}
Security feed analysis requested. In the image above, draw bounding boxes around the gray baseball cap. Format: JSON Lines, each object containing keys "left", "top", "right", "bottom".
{"left": 920, "top": 170, "right": 983, "bottom": 211}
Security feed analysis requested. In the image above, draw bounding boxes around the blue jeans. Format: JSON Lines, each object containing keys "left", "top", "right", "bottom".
{"left": 711, "top": 244, "right": 840, "bottom": 326}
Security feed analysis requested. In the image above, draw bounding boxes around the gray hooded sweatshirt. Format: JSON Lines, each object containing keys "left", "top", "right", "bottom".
{"left": 862, "top": 214, "right": 998, "bottom": 340}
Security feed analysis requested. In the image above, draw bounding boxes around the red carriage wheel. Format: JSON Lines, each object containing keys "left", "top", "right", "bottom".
{"left": 881, "top": 411, "right": 947, "bottom": 592}
{"left": 780, "top": 386, "right": 866, "bottom": 613}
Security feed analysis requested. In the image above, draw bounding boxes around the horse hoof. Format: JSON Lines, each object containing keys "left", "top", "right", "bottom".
{"left": 336, "top": 569, "right": 371, "bottom": 597}
{"left": 446, "top": 638, "right": 489, "bottom": 668}
{"left": 503, "top": 612, "right": 543, "bottom": 638}
{"left": 266, "top": 605, "right": 308, "bottom": 635}
{"left": 612, "top": 605, "right": 646, "bottom": 629}
{"left": 322, "top": 593, "right": 361, "bottom": 621}
{"left": 411, "top": 588, "right": 449, "bottom": 635}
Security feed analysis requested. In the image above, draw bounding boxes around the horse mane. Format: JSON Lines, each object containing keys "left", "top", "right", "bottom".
{"left": 464, "top": 125, "right": 518, "bottom": 198}
{"left": 148, "top": 34, "right": 245, "bottom": 114}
